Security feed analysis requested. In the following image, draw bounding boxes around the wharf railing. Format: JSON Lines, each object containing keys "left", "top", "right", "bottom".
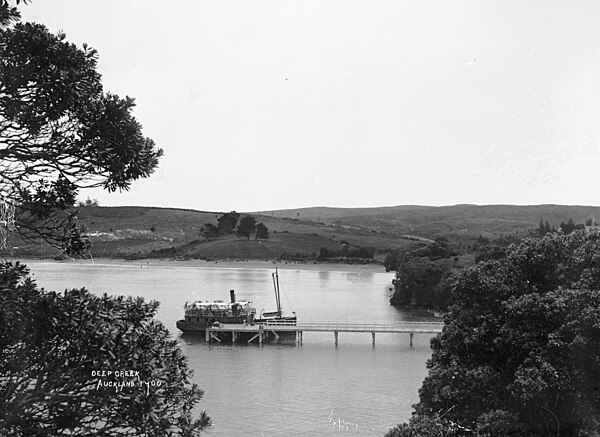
{"left": 206, "top": 320, "right": 444, "bottom": 346}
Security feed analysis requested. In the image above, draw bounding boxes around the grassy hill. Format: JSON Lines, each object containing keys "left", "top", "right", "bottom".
{"left": 256, "top": 204, "right": 600, "bottom": 241}
{"left": 9, "top": 204, "right": 600, "bottom": 261}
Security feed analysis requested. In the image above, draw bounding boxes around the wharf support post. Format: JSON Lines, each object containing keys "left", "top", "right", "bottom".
{"left": 410, "top": 332, "right": 414, "bottom": 347}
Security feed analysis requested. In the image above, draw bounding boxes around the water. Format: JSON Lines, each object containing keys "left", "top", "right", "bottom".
{"left": 24, "top": 259, "right": 435, "bottom": 436}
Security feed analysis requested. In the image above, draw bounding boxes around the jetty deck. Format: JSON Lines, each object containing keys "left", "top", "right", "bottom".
{"left": 206, "top": 320, "right": 444, "bottom": 346}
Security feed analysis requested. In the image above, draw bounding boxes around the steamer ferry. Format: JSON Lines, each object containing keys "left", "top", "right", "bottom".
{"left": 176, "top": 269, "right": 296, "bottom": 333}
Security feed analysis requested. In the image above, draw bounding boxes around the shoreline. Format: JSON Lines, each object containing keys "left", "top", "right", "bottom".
{"left": 10, "top": 256, "right": 389, "bottom": 274}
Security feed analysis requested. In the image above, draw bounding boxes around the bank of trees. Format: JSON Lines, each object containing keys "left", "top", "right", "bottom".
{"left": 317, "top": 245, "right": 374, "bottom": 261}
{"left": 0, "top": 3, "right": 209, "bottom": 434}
{"left": 386, "top": 230, "right": 600, "bottom": 436}
{"left": 537, "top": 217, "right": 590, "bottom": 236}
{"left": 388, "top": 239, "right": 460, "bottom": 310}
{"left": 201, "top": 212, "right": 269, "bottom": 240}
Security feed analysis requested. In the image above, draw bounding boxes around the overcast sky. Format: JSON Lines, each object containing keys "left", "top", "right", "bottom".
{"left": 20, "top": 0, "right": 600, "bottom": 212}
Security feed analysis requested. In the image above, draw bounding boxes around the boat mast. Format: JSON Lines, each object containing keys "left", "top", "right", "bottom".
{"left": 272, "top": 268, "right": 282, "bottom": 317}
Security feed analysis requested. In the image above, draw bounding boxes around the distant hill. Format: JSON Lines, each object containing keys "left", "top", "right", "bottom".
{"left": 9, "top": 204, "right": 600, "bottom": 261}
{"left": 256, "top": 204, "right": 600, "bottom": 241}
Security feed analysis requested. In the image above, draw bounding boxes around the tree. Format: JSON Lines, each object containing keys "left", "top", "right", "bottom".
{"left": 537, "top": 218, "right": 545, "bottom": 235}
{"left": 318, "top": 247, "right": 330, "bottom": 261}
{"left": 559, "top": 217, "right": 584, "bottom": 235}
{"left": 200, "top": 223, "right": 220, "bottom": 238}
{"left": 0, "top": 261, "right": 210, "bottom": 435}
{"left": 389, "top": 257, "right": 451, "bottom": 308}
{"left": 78, "top": 197, "right": 98, "bottom": 207}
{"left": 255, "top": 222, "right": 269, "bottom": 240}
{"left": 0, "top": 4, "right": 209, "bottom": 435}
{"left": 387, "top": 230, "right": 600, "bottom": 437}
{"left": 1, "top": 17, "right": 163, "bottom": 254}
{"left": 216, "top": 211, "right": 240, "bottom": 234}
{"left": 236, "top": 215, "right": 256, "bottom": 239}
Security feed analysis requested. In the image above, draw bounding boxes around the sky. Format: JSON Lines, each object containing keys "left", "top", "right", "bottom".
{"left": 19, "top": 0, "right": 600, "bottom": 212}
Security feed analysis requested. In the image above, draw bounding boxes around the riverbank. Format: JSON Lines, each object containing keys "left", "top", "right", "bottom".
{"left": 11, "top": 256, "right": 389, "bottom": 274}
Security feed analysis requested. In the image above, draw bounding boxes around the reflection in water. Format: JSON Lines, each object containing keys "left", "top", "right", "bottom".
{"left": 26, "top": 260, "right": 435, "bottom": 437}
{"left": 318, "top": 269, "right": 331, "bottom": 284}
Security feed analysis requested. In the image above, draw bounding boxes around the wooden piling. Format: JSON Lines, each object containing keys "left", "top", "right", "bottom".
{"left": 334, "top": 331, "right": 339, "bottom": 346}
{"left": 372, "top": 332, "right": 375, "bottom": 347}
{"left": 410, "top": 332, "right": 414, "bottom": 347}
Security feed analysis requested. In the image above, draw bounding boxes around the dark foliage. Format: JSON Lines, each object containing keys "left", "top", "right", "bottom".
{"left": 216, "top": 211, "right": 240, "bottom": 234}
{"left": 316, "top": 245, "right": 374, "bottom": 260}
{"left": 0, "top": 18, "right": 162, "bottom": 254}
{"left": 383, "top": 250, "right": 401, "bottom": 272}
{"left": 390, "top": 258, "right": 456, "bottom": 309}
{"left": 0, "top": 261, "right": 210, "bottom": 435}
{"left": 236, "top": 215, "right": 256, "bottom": 239}
{"left": 200, "top": 223, "right": 220, "bottom": 238}
{"left": 255, "top": 222, "right": 269, "bottom": 240}
{"left": 387, "top": 230, "right": 600, "bottom": 436}
{"left": 559, "top": 218, "right": 585, "bottom": 235}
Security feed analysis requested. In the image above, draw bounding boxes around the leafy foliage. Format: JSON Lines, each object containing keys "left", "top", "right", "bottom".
{"left": 200, "top": 222, "right": 220, "bottom": 238}
{"left": 0, "top": 0, "right": 21, "bottom": 26}
{"left": 559, "top": 218, "right": 585, "bottom": 235}
{"left": 236, "top": 215, "right": 256, "bottom": 239}
{"left": 255, "top": 222, "right": 269, "bottom": 240}
{"left": 216, "top": 211, "right": 240, "bottom": 234}
{"left": 384, "top": 250, "right": 401, "bottom": 272}
{"left": 388, "top": 230, "right": 600, "bottom": 436}
{"left": 0, "top": 261, "right": 210, "bottom": 435}
{"left": 390, "top": 257, "right": 455, "bottom": 309}
{"left": 0, "top": 18, "right": 163, "bottom": 254}
{"left": 315, "top": 244, "right": 374, "bottom": 261}
{"left": 537, "top": 218, "right": 553, "bottom": 236}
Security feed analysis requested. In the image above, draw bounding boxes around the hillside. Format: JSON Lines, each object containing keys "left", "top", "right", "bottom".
{"left": 256, "top": 204, "right": 600, "bottom": 241}
{"left": 9, "top": 204, "right": 600, "bottom": 261}
{"left": 9, "top": 206, "right": 417, "bottom": 260}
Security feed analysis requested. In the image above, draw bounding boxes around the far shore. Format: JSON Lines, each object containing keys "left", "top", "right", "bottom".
{"left": 12, "top": 257, "right": 389, "bottom": 274}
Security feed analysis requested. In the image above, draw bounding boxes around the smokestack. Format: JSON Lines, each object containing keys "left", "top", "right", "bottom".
{"left": 230, "top": 289, "right": 236, "bottom": 303}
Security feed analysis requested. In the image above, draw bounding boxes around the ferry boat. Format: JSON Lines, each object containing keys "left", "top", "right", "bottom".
{"left": 176, "top": 290, "right": 256, "bottom": 333}
{"left": 176, "top": 269, "right": 296, "bottom": 333}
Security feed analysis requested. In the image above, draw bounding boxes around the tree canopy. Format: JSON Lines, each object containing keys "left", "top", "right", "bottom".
{"left": 386, "top": 230, "right": 600, "bottom": 437}
{"left": 216, "top": 211, "right": 240, "bottom": 235}
{"left": 236, "top": 215, "right": 256, "bottom": 239}
{"left": 0, "top": 13, "right": 163, "bottom": 254}
{"left": 1, "top": 3, "right": 209, "bottom": 435}
{"left": 0, "top": 261, "right": 210, "bottom": 435}
{"left": 255, "top": 222, "right": 269, "bottom": 240}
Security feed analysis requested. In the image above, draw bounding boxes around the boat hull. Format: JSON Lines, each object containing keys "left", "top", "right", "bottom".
{"left": 176, "top": 319, "right": 207, "bottom": 333}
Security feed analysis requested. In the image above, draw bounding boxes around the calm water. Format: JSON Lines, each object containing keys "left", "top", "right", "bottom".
{"left": 25, "top": 259, "right": 436, "bottom": 436}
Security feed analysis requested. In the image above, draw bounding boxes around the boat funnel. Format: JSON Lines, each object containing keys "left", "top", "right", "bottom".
{"left": 230, "top": 289, "right": 236, "bottom": 303}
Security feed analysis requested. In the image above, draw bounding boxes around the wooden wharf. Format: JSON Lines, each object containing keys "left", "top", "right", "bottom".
{"left": 206, "top": 320, "right": 444, "bottom": 346}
